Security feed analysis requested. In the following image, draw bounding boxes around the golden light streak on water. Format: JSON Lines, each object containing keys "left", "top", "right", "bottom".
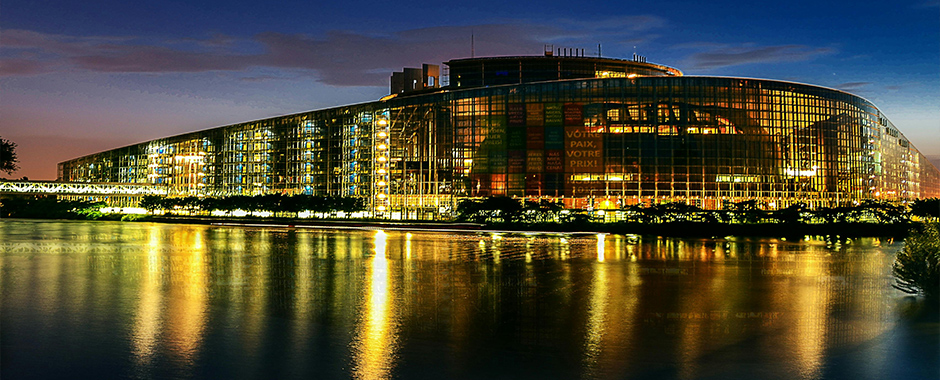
{"left": 582, "top": 261, "right": 641, "bottom": 378}
{"left": 560, "top": 237, "right": 569, "bottom": 260}
{"left": 582, "top": 261, "right": 609, "bottom": 377}
{"left": 491, "top": 234, "right": 501, "bottom": 263}
{"left": 405, "top": 232, "right": 412, "bottom": 260}
{"left": 164, "top": 229, "right": 208, "bottom": 367}
{"left": 292, "top": 232, "right": 315, "bottom": 360}
{"left": 596, "top": 234, "right": 606, "bottom": 262}
{"left": 351, "top": 230, "right": 399, "bottom": 380}
{"left": 241, "top": 230, "right": 269, "bottom": 366}
{"left": 131, "top": 226, "right": 164, "bottom": 366}
{"left": 796, "top": 258, "right": 828, "bottom": 379}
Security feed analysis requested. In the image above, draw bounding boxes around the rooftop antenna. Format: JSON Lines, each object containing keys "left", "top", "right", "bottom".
{"left": 598, "top": 43, "right": 602, "bottom": 58}
{"left": 471, "top": 30, "right": 475, "bottom": 58}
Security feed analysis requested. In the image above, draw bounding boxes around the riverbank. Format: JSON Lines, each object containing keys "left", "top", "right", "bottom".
{"left": 119, "top": 215, "right": 914, "bottom": 238}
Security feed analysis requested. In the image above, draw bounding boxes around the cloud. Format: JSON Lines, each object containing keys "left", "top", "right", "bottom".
{"left": 836, "top": 82, "right": 871, "bottom": 91}
{"left": 0, "top": 58, "right": 51, "bottom": 75}
{"left": 0, "top": 17, "right": 663, "bottom": 86}
{"left": 683, "top": 44, "right": 834, "bottom": 70}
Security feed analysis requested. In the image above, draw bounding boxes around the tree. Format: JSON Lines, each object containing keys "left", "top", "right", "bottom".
{"left": 0, "top": 136, "right": 19, "bottom": 175}
{"left": 893, "top": 222, "right": 940, "bottom": 303}
{"left": 139, "top": 195, "right": 163, "bottom": 214}
{"left": 910, "top": 198, "right": 940, "bottom": 220}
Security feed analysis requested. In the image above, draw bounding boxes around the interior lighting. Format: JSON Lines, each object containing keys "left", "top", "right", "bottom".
{"left": 377, "top": 144, "right": 387, "bottom": 150}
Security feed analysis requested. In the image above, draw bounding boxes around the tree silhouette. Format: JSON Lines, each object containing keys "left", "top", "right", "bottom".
{"left": 0, "top": 136, "right": 19, "bottom": 175}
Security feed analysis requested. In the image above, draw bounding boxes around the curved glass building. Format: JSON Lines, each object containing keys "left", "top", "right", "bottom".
{"left": 59, "top": 54, "right": 940, "bottom": 218}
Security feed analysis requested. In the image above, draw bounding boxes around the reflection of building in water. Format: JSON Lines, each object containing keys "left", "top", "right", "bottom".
{"left": 351, "top": 230, "right": 400, "bottom": 380}
{"left": 131, "top": 226, "right": 164, "bottom": 366}
{"left": 164, "top": 228, "right": 208, "bottom": 365}
{"left": 58, "top": 53, "right": 940, "bottom": 217}
{"left": 3, "top": 224, "right": 909, "bottom": 379}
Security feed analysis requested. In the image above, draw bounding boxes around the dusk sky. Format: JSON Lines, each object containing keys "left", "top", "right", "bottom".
{"left": 2, "top": 0, "right": 938, "bottom": 180}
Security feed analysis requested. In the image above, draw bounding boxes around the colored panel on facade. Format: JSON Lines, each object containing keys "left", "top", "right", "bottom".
{"left": 508, "top": 173, "right": 525, "bottom": 196}
{"left": 525, "top": 103, "right": 544, "bottom": 126}
{"left": 545, "top": 103, "right": 563, "bottom": 126}
{"left": 485, "top": 116, "right": 508, "bottom": 150}
{"left": 507, "top": 128, "right": 527, "bottom": 150}
{"left": 564, "top": 103, "right": 583, "bottom": 126}
{"left": 508, "top": 103, "right": 526, "bottom": 127}
{"left": 546, "top": 150, "right": 564, "bottom": 173}
{"left": 471, "top": 174, "right": 490, "bottom": 197}
{"left": 564, "top": 179, "right": 603, "bottom": 204}
{"left": 526, "top": 127, "right": 544, "bottom": 150}
{"left": 526, "top": 150, "right": 544, "bottom": 172}
{"left": 584, "top": 103, "right": 604, "bottom": 120}
{"left": 489, "top": 151, "right": 507, "bottom": 172}
{"left": 564, "top": 127, "right": 603, "bottom": 172}
{"left": 508, "top": 150, "right": 525, "bottom": 173}
{"left": 525, "top": 174, "right": 542, "bottom": 196}
{"left": 474, "top": 152, "right": 490, "bottom": 174}
{"left": 544, "top": 127, "right": 564, "bottom": 150}
{"left": 490, "top": 174, "right": 506, "bottom": 196}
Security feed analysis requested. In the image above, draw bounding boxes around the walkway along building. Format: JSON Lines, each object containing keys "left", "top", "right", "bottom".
{"left": 58, "top": 52, "right": 940, "bottom": 218}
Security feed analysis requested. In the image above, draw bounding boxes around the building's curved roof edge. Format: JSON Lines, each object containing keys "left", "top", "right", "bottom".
{"left": 444, "top": 55, "right": 683, "bottom": 76}
{"left": 679, "top": 75, "right": 881, "bottom": 108}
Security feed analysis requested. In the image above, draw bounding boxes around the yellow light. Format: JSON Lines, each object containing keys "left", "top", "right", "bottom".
{"left": 377, "top": 119, "right": 388, "bottom": 127}
{"left": 627, "top": 74, "right": 637, "bottom": 78}
{"left": 377, "top": 144, "right": 387, "bottom": 150}
{"left": 377, "top": 205, "right": 387, "bottom": 211}
{"left": 378, "top": 132, "right": 387, "bottom": 138}
{"left": 377, "top": 181, "right": 386, "bottom": 187}
{"left": 377, "top": 169, "right": 387, "bottom": 174}
{"left": 378, "top": 156, "right": 387, "bottom": 162}
{"left": 376, "top": 193, "right": 386, "bottom": 199}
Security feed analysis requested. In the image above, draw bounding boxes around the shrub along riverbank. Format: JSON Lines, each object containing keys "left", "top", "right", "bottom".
{"left": 0, "top": 195, "right": 936, "bottom": 238}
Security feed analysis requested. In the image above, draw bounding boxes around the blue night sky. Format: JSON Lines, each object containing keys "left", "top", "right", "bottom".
{"left": 2, "top": 0, "right": 938, "bottom": 179}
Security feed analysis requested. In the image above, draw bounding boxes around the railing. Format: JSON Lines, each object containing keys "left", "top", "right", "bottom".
{"left": 0, "top": 181, "right": 168, "bottom": 196}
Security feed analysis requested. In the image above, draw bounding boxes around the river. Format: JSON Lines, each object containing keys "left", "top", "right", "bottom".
{"left": 0, "top": 219, "right": 936, "bottom": 379}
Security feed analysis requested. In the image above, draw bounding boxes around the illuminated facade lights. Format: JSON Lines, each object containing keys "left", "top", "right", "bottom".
{"left": 57, "top": 54, "right": 940, "bottom": 217}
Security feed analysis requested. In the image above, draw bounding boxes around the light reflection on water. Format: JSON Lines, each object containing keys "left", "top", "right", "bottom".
{"left": 351, "top": 230, "right": 398, "bottom": 380}
{"left": 0, "top": 219, "right": 935, "bottom": 380}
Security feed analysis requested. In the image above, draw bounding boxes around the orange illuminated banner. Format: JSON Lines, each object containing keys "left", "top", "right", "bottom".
{"left": 508, "top": 104, "right": 525, "bottom": 126}
{"left": 564, "top": 127, "right": 603, "bottom": 172}
{"left": 526, "top": 103, "right": 544, "bottom": 126}
{"left": 563, "top": 103, "right": 583, "bottom": 126}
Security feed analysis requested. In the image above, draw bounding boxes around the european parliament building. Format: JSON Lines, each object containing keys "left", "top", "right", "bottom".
{"left": 58, "top": 51, "right": 940, "bottom": 218}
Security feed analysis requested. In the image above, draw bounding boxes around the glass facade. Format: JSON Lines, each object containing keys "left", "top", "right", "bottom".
{"left": 59, "top": 58, "right": 940, "bottom": 219}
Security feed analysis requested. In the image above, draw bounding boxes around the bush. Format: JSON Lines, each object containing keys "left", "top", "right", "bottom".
{"left": 121, "top": 214, "right": 151, "bottom": 222}
{"left": 893, "top": 222, "right": 940, "bottom": 302}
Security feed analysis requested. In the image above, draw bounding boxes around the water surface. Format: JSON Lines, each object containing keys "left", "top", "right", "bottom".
{"left": 1, "top": 219, "right": 936, "bottom": 379}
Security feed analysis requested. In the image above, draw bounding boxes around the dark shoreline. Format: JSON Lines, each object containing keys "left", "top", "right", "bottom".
{"left": 110, "top": 215, "right": 915, "bottom": 238}
{"left": 1, "top": 215, "right": 917, "bottom": 238}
